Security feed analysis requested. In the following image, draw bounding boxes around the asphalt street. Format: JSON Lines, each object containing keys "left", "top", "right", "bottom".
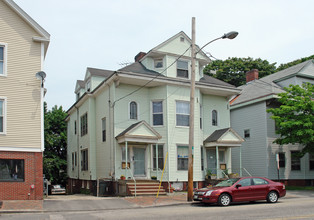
{"left": 1, "top": 191, "right": 314, "bottom": 220}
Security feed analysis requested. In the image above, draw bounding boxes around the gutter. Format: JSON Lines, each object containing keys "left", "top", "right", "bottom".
{"left": 230, "top": 94, "right": 279, "bottom": 110}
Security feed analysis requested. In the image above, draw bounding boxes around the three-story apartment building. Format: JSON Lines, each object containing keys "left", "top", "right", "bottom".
{"left": 66, "top": 32, "right": 243, "bottom": 194}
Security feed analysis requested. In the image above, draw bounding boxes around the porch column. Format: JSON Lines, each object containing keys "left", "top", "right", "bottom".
{"left": 240, "top": 145, "right": 242, "bottom": 177}
{"left": 216, "top": 146, "right": 219, "bottom": 178}
{"left": 125, "top": 141, "right": 128, "bottom": 177}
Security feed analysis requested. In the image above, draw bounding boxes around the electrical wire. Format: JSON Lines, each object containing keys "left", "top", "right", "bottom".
{"left": 113, "top": 46, "right": 191, "bottom": 105}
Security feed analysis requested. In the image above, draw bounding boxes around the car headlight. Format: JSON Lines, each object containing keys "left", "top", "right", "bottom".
{"left": 205, "top": 190, "right": 214, "bottom": 196}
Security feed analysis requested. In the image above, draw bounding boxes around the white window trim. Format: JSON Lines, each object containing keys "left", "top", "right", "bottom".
{"left": 176, "top": 144, "right": 189, "bottom": 171}
{"left": 0, "top": 97, "right": 7, "bottom": 135}
{"left": 175, "top": 100, "right": 190, "bottom": 128}
{"left": 129, "top": 101, "right": 139, "bottom": 120}
{"left": 151, "top": 144, "right": 165, "bottom": 171}
{"left": 154, "top": 58, "right": 164, "bottom": 69}
{"left": 151, "top": 100, "right": 164, "bottom": 127}
{"left": 0, "top": 43, "right": 8, "bottom": 77}
{"left": 176, "top": 59, "right": 190, "bottom": 79}
{"left": 212, "top": 109, "right": 218, "bottom": 126}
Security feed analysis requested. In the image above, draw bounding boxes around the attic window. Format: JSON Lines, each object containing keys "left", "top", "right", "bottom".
{"left": 154, "top": 59, "right": 163, "bottom": 68}
{"left": 180, "top": 37, "right": 185, "bottom": 42}
{"left": 86, "top": 81, "right": 91, "bottom": 92}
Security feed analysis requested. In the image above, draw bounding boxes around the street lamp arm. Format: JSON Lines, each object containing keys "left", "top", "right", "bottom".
{"left": 196, "top": 36, "right": 223, "bottom": 55}
{"left": 196, "top": 31, "right": 238, "bottom": 55}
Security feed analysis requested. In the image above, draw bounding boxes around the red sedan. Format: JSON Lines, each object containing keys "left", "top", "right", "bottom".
{"left": 194, "top": 177, "right": 286, "bottom": 206}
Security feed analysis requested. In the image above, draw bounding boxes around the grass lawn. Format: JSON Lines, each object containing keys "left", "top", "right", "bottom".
{"left": 286, "top": 186, "right": 314, "bottom": 190}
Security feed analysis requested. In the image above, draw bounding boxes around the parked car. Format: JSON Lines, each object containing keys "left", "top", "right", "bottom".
{"left": 50, "top": 185, "right": 66, "bottom": 195}
{"left": 194, "top": 177, "right": 286, "bottom": 206}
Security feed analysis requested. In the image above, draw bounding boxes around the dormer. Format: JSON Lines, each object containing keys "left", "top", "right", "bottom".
{"left": 74, "top": 67, "right": 114, "bottom": 101}
{"left": 138, "top": 31, "right": 210, "bottom": 81}
{"left": 75, "top": 80, "right": 85, "bottom": 100}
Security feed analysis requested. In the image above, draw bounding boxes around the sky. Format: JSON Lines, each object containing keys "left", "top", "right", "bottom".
{"left": 13, "top": 0, "right": 314, "bottom": 110}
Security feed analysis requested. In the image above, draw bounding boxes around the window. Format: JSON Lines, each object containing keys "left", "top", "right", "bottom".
{"left": 219, "top": 151, "right": 225, "bottom": 163}
{"left": 0, "top": 44, "right": 6, "bottom": 76}
{"left": 80, "top": 113, "right": 88, "bottom": 136}
{"left": 81, "top": 149, "right": 88, "bottom": 171}
{"left": 200, "top": 105, "right": 203, "bottom": 129}
{"left": 201, "top": 146, "right": 204, "bottom": 171}
{"left": 154, "top": 59, "right": 163, "bottom": 68}
{"left": 75, "top": 152, "right": 77, "bottom": 166}
{"left": 177, "top": 60, "right": 189, "bottom": 78}
{"left": 177, "top": 146, "right": 188, "bottom": 170}
{"left": 180, "top": 37, "right": 185, "bottom": 42}
{"left": 102, "top": 118, "right": 106, "bottom": 142}
{"left": 130, "top": 101, "right": 138, "bottom": 120}
{"left": 176, "top": 101, "right": 190, "bottom": 126}
{"left": 310, "top": 154, "right": 314, "bottom": 170}
{"left": 0, "top": 159, "right": 24, "bottom": 182}
{"left": 244, "top": 129, "right": 250, "bottom": 139}
{"left": 86, "top": 81, "right": 91, "bottom": 92}
{"left": 0, "top": 99, "right": 4, "bottom": 133}
{"left": 278, "top": 152, "right": 285, "bottom": 168}
{"left": 253, "top": 178, "right": 268, "bottom": 185}
{"left": 72, "top": 153, "right": 75, "bottom": 170}
{"left": 291, "top": 151, "right": 301, "bottom": 171}
{"left": 212, "top": 110, "right": 218, "bottom": 126}
{"left": 152, "top": 101, "right": 163, "bottom": 126}
{"left": 153, "top": 145, "right": 164, "bottom": 170}
{"left": 74, "top": 120, "right": 77, "bottom": 135}
{"left": 238, "top": 178, "right": 252, "bottom": 187}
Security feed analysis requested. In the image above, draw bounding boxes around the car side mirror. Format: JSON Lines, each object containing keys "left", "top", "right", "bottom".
{"left": 236, "top": 184, "right": 242, "bottom": 189}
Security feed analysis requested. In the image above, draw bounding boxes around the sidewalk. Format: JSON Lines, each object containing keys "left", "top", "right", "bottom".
{"left": 1, "top": 191, "right": 313, "bottom": 213}
{"left": 0, "top": 192, "right": 189, "bottom": 213}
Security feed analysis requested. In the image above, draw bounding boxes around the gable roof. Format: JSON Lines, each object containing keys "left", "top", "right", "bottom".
{"left": 116, "top": 120, "right": 162, "bottom": 144}
{"left": 230, "top": 80, "right": 285, "bottom": 106}
{"left": 140, "top": 31, "right": 210, "bottom": 63}
{"left": 230, "top": 60, "right": 314, "bottom": 108}
{"left": 87, "top": 67, "right": 114, "bottom": 78}
{"left": 262, "top": 59, "right": 314, "bottom": 83}
{"left": 204, "top": 128, "right": 244, "bottom": 147}
{"left": 200, "top": 74, "right": 236, "bottom": 88}
{"left": 3, "top": 0, "right": 50, "bottom": 55}
{"left": 118, "top": 62, "right": 160, "bottom": 76}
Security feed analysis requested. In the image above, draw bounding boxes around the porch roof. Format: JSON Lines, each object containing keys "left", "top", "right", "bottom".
{"left": 116, "top": 120, "right": 162, "bottom": 144}
{"left": 204, "top": 128, "right": 244, "bottom": 147}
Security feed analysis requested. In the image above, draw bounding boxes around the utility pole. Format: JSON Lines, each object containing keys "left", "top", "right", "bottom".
{"left": 187, "top": 17, "right": 196, "bottom": 202}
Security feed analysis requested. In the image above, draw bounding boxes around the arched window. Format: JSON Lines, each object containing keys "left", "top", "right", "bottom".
{"left": 130, "top": 101, "right": 138, "bottom": 120}
{"left": 212, "top": 110, "right": 218, "bottom": 126}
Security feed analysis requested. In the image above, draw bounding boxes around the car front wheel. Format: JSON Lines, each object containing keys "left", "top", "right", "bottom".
{"left": 218, "top": 193, "right": 231, "bottom": 206}
{"left": 267, "top": 191, "right": 278, "bottom": 203}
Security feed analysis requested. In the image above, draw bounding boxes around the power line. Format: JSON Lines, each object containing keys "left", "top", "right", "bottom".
{"left": 113, "top": 46, "right": 191, "bottom": 105}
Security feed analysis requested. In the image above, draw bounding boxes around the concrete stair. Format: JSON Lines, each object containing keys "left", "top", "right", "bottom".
{"left": 126, "top": 180, "right": 167, "bottom": 196}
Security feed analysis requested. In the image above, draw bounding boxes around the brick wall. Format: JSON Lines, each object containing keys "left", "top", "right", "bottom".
{"left": 0, "top": 151, "right": 43, "bottom": 200}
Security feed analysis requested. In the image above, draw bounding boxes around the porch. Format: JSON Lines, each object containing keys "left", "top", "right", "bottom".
{"left": 203, "top": 128, "right": 244, "bottom": 179}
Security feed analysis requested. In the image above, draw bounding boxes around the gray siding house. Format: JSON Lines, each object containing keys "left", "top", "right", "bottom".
{"left": 230, "top": 60, "right": 314, "bottom": 186}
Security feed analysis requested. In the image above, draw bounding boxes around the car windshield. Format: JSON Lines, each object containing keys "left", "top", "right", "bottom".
{"left": 54, "top": 185, "right": 61, "bottom": 189}
{"left": 215, "top": 178, "right": 240, "bottom": 187}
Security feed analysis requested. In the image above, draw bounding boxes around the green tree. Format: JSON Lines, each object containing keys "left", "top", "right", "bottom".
{"left": 276, "top": 55, "right": 314, "bottom": 72}
{"left": 267, "top": 83, "right": 314, "bottom": 154}
{"left": 203, "top": 57, "right": 277, "bottom": 87}
{"left": 44, "top": 103, "right": 68, "bottom": 185}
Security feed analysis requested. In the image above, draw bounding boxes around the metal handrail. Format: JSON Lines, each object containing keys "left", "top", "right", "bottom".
{"left": 127, "top": 167, "right": 136, "bottom": 197}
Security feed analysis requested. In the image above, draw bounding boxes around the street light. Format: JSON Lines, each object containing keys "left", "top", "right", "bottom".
{"left": 187, "top": 17, "right": 238, "bottom": 201}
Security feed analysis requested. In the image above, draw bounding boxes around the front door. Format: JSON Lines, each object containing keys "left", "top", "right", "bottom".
{"left": 207, "top": 149, "right": 217, "bottom": 174}
{"left": 133, "top": 147, "right": 146, "bottom": 176}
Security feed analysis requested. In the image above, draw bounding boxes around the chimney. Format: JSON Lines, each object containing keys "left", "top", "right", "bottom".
{"left": 134, "top": 52, "right": 147, "bottom": 62}
{"left": 246, "top": 69, "right": 259, "bottom": 83}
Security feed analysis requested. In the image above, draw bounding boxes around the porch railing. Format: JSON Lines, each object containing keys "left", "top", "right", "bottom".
{"left": 127, "top": 167, "right": 136, "bottom": 197}
{"left": 205, "top": 167, "right": 252, "bottom": 179}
